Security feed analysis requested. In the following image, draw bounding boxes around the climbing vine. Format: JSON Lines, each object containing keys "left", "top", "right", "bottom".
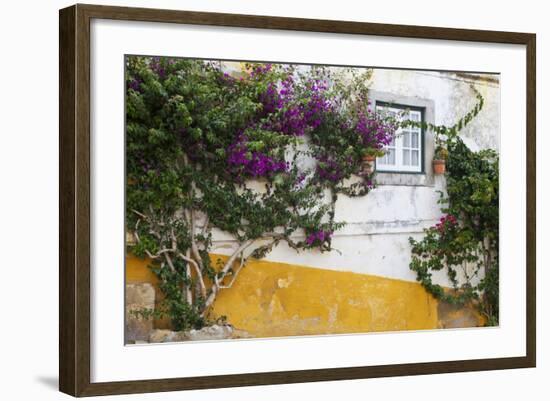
{"left": 401, "top": 86, "right": 484, "bottom": 158}
{"left": 406, "top": 84, "right": 499, "bottom": 325}
{"left": 409, "top": 137, "right": 499, "bottom": 325}
{"left": 126, "top": 56, "right": 495, "bottom": 331}
{"left": 125, "top": 57, "right": 397, "bottom": 330}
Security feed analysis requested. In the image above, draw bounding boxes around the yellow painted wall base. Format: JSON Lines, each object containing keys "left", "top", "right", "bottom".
{"left": 210, "top": 257, "right": 439, "bottom": 337}
{"left": 127, "top": 253, "right": 476, "bottom": 337}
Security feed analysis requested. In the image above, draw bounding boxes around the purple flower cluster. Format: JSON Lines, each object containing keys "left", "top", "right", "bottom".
{"left": 128, "top": 78, "right": 142, "bottom": 92}
{"left": 227, "top": 135, "right": 288, "bottom": 178}
{"left": 250, "top": 63, "right": 273, "bottom": 78}
{"left": 273, "top": 76, "right": 310, "bottom": 136}
{"left": 316, "top": 154, "right": 355, "bottom": 183}
{"left": 280, "top": 78, "right": 333, "bottom": 136}
{"left": 219, "top": 72, "right": 237, "bottom": 86}
{"left": 135, "top": 157, "right": 159, "bottom": 178}
{"left": 279, "top": 105, "right": 308, "bottom": 136}
{"left": 259, "top": 83, "right": 283, "bottom": 115}
{"left": 316, "top": 156, "right": 344, "bottom": 182}
{"left": 356, "top": 113, "right": 395, "bottom": 149}
{"left": 303, "top": 79, "right": 331, "bottom": 129}
{"left": 305, "top": 230, "right": 333, "bottom": 246}
{"left": 150, "top": 57, "right": 166, "bottom": 79}
{"left": 257, "top": 75, "right": 333, "bottom": 137}
{"left": 295, "top": 173, "right": 307, "bottom": 188}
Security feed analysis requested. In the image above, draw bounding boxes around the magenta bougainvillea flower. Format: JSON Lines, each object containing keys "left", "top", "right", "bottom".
{"left": 434, "top": 214, "right": 458, "bottom": 233}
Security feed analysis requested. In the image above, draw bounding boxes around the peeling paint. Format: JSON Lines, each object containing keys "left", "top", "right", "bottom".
{"left": 196, "top": 70, "right": 499, "bottom": 287}
{"left": 124, "top": 70, "right": 496, "bottom": 337}
{"left": 210, "top": 255, "right": 440, "bottom": 337}
{"left": 127, "top": 254, "right": 485, "bottom": 337}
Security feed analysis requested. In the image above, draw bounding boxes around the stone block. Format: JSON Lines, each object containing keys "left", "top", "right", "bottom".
{"left": 125, "top": 282, "right": 155, "bottom": 343}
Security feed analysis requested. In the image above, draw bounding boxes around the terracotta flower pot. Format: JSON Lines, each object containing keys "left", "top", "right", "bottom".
{"left": 359, "top": 156, "right": 375, "bottom": 176}
{"left": 433, "top": 159, "right": 446, "bottom": 175}
{"left": 362, "top": 154, "right": 376, "bottom": 163}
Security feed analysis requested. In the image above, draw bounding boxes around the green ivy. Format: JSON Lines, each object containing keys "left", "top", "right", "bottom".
{"left": 125, "top": 57, "right": 389, "bottom": 330}
{"left": 126, "top": 55, "right": 492, "bottom": 332}
{"left": 409, "top": 137, "right": 499, "bottom": 325}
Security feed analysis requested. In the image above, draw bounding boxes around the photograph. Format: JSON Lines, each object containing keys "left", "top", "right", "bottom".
{"left": 0, "top": 0, "right": 542, "bottom": 398}
{"left": 124, "top": 56, "right": 500, "bottom": 344}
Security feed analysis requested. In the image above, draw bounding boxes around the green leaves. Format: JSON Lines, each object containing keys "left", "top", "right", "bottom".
{"left": 147, "top": 128, "right": 168, "bottom": 144}
{"left": 409, "top": 137, "right": 499, "bottom": 325}
{"left": 400, "top": 85, "right": 484, "bottom": 151}
{"left": 124, "top": 56, "right": 392, "bottom": 329}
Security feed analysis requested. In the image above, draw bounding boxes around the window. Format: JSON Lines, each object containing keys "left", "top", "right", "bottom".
{"left": 376, "top": 104, "right": 423, "bottom": 173}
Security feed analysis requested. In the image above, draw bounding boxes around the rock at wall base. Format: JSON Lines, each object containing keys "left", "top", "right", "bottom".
{"left": 437, "top": 300, "right": 485, "bottom": 329}
{"left": 148, "top": 325, "right": 250, "bottom": 343}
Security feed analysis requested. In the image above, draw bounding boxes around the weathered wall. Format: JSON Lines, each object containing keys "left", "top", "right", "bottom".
{"left": 207, "top": 70, "right": 500, "bottom": 288}
{"left": 210, "top": 256, "right": 440, "bottom": 337}
{"left": 126, "top": 254, "right": 484, "bottom": 338}
{"left": 126, "top": 255, "right": 171, "bottom": 330}
{"left": 125, "top": 70, "right": 496, "bottom": 338}
{"left": 369, "top": 70, "right": 500, "bottom": 151}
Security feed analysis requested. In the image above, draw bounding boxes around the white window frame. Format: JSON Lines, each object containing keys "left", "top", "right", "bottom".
{"left": 375, "top": 104, "right": 423, "bottom": 173}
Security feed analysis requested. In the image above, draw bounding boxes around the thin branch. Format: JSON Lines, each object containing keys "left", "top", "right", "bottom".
{"left": 133, "top": 218, "right": 141, "bottom": 243}
{"left": 218, "top": 251, "right": 246, "bottom": 290}
{"left": 217, "top": 240, "right": 272, "bottom": 290}
{"left": 262, "top": 232, "right": 303, "bottom": 252}
{"left": 201, "top": 240, "right": 254, "bottom": 316}
{"left": 178, "top": 252, "right": 207, "bottom": 299}
{"left": 144, "top": 248, "right": 174, "bottom": 259}
{"left": 190, "top": 209, "right": 205, "bottom": 271}
{"left": 218, "top": 240, "right": 254, "bottom": 279}
{"left": 132, "top": 208, "right": 197, "bottom": 305}
{"left": 183, "top": 249, "right": 193, "bottom": 305}
{"left": 134, "top": 217, "right": 175, "bottom": 268}
{"left": 131, "top": 209, "right": 148, "bottom": 220}
{"left": 163, "top": 252, "right": 177, "bottom": 274}
{"left": 200, "top": 214, "right": 210, "bottom": 238}
{"left": 170, "top": 227, "right": 176, "bottom": 250}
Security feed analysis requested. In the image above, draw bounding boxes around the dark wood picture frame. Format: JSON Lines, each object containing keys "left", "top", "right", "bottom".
{"left": 59, "top": 3, "right": 536, "bottom": 397}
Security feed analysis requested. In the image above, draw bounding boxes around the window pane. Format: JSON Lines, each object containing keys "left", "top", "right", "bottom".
{"left": 382, "top": 145, "right": 395, "bottom": 161}
{"left": 411, "top": 132, "right": 419, "bottom": 148}
{"left": 403, "top": 131, "right": 410, "bottom": 147}
{"left": 403, "top": 149, "right": 410, "bottom": 165}
{"left": 376, "top": 104, "right": 422, "bottom": 171}
{"left": 412, "top": 150, "right": 419, "bottom": 166}
{"left": 387, "top": 149, "right": 395, "bottom": 164}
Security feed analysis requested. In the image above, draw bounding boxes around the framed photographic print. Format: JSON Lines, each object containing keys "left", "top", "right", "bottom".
{"left": 59, "top": 3, "right": 536, "bottom": 397}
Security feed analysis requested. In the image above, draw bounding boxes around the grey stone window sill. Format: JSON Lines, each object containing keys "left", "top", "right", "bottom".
{"left": 375, "top": 171, "right": 435, "bottom": 187}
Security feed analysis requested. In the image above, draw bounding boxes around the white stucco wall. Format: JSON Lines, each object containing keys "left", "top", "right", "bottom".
{"left": 369, "top": 70, "right": 500, "bottom": 151}
{"left": 212, "top": 69, "right": 500, "bottom": 287}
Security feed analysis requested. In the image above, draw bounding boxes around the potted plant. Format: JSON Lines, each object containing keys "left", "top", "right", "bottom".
{"left": 433, "top": 145, "right": 448, "bottom": 175}
{"left": 361, "top": 148, "right": 385, "bottom": 175}
{"left": 362, "top": 148, "right": 385, "bottom": 162}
